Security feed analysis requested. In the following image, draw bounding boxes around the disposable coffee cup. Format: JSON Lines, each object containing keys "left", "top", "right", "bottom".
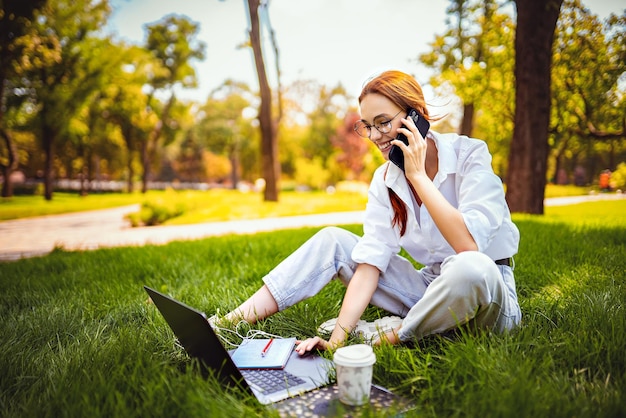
{"left": 333, "top": 344, "right": 376, "bottom": 406}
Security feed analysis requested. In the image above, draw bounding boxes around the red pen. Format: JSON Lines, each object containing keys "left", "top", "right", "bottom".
{"left": 261, "top": 339, "right": 274, "bottom": 357}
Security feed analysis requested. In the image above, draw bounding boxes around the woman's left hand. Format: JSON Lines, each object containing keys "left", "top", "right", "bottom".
{"left": 294, "top": 336, "right": 331, "bottom": 355}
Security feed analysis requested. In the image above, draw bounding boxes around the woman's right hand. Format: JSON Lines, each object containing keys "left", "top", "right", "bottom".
{"left": 294, "top": 336, "right": 331, "bottom": 355}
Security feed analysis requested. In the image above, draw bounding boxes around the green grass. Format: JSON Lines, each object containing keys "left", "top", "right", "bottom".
{"left": 0, "top": 188, "right": 368, "bottom": 223}
{"left": 544, "top": 184, "right": 592, "bottom": 198}
{"left": 0, "top": 191, "right": 146, "bottom": 220}
{"left": 0, "top": 183, "right": 592, "bottom": 223}
{"left": 1, "top": 200, "right": 625, "bottom": 417}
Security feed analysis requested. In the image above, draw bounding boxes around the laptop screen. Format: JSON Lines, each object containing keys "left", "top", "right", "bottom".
{"left": 144, "top": 286, "right": 253, "bottom": 394}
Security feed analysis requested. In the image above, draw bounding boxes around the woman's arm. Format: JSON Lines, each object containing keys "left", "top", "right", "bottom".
{"left": 410, "top": 174, "right": 478, "bottom": 253}
{"left": 394, "top": 117, "right": 477, "bottom": 253}
{"left": 294, "top": 263, "right": 380, "bottom": 354}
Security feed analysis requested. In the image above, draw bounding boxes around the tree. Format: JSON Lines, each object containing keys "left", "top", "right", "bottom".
{"left": 103, "top": 45, "right": 159, "bottom": 193}
{"left": 142, "top": 14, "right": 205, "bottom": 193}
{"left": 0, "top": 0, "right": 48, "bottom": 197}
{"left": 330, "top": 112, "right": 371, "bottom": 182}
{"left": 505, "top": 0, "right": 563, "bottom": 214}
{"left": 420, "top": 0, "right": 502, "bottom": 136}
{"left": 23, "top": 0, "right": 111, "bottom": 200}
{"left": 195, "top": 80, "right": 255, "bottom": 187}
{"left": 303, "top": 83, "right": 350, "bottom": 164}
{"left": 420, "top": 0, "right": 516, "bottom": 176}
{"left": 63, "top": 39, "right": 135, "bottom": 196}
{"left": 276, "top": 79, "right": 355, "bottom": 187}
{"left": 421, "top": 0, "right": 623, "bottom": 188}
{"left": 549, "top": 1, "right": 625, "bottom": 184}
{"left": 173, "top": 130, "right": 207, "bottom": 183}
{"left": 246, "top": 0, "right": 282, "bottom": 201}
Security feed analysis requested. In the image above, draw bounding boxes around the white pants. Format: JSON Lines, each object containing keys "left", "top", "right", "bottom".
{"left": 263, "top": 227, "right": 522, "bottom": 342}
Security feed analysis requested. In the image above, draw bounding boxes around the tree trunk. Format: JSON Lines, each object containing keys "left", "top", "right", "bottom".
{"left": 0, "top": 74, "right": 18, "bottom": 198}
{"left": 506, "top": 0, "right": 563, "bottom": 214}
{"left": 230, "top": 148, "right": 240, "bottom": 190}
{"left": 93, "top": 155, "right": 101, "bottom": 193}
{"left": 0, "top": 128, "right": 18, "bottom": 198}
{"left": 121, "top": 126, "right": 135, "bottom": 193}
{"left": 141, "top": 139, "right": 150, "bottom": 194}
{"left": 142, "top": 96, "right": 175, "bottom": 194}
{"left": 79, "top": 164, "right": 90, "bottom": 197}
{"left": 0, "top": 165, "right": 11, "bottom": 197}
{"left": 553, "top": 154, "right": 562, "bottom": 184}
{"left": 127, "top": 154, "right": 134, "bottom": 193}
{"left": 78, "top": 145, "right": 88, "bottom": 197}
{"left": 42, "top": 122, "right": 55, "bottom": 201}
{"left": 248, "top": 0, "right": 280, "bottom": 202}
{"left": 460, "top": 103, "right": 475, "bottom": 137}
{"left": 86, "top": 149, "right": 93, "bottom": 193}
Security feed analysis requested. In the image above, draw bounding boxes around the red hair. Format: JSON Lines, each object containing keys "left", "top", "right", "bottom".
{"left": 359, "top": 71, "right": 429, "bottom": 236}
{"left": 359, "top": 70, "right": 429, "bottom": 120}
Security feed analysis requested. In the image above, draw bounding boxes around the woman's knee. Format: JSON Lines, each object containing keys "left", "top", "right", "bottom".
{"left": 440, "top": 251, "right": 499, "bottom": 294}
{"left": 313, "top": 226, "right": 359, "bottom": 251}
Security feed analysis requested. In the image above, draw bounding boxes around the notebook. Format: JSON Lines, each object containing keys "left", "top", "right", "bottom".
{"left": 143, "top": 286, "right": 332, "bottom": 405}
{"left": 231, "top": 337, "right": 297, "bottom": 369}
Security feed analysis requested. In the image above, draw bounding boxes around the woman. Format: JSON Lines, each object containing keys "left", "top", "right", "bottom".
{"left": 215, "top": 70, "right": 521, "bottom": 355}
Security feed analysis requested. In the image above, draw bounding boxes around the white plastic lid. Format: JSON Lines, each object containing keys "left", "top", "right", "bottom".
{"left": 333, "top": 344, "right": 376, "bottom": 367}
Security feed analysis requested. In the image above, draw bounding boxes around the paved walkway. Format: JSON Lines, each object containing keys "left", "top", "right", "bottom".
{"left": 0, "top": 204, "right": 366, "bottom": 261}
{"left": 1, "top": 193, "right": 623, "bottom": 262}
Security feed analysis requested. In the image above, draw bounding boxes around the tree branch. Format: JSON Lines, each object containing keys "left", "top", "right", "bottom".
{"left": 565, "top": 76, "right": 625, "bottom": 140}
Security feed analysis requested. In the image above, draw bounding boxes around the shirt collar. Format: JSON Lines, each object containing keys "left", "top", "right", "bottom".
{"left": 384, "top": 131, "right": 457, "bottom": 188}
{"left": 430, "top": 131, "right": 457, "bottom": 185}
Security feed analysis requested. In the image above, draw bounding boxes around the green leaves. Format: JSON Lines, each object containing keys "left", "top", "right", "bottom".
{"left": 144, "top": 14, "right": 206, "bottom": 90}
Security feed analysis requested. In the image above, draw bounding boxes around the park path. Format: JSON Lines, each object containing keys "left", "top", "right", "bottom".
{"left": 0, "top": 204, "right": 365, "bottom": 261}
{"left": 1, "top": 193, "right": 623, "bottom": 262}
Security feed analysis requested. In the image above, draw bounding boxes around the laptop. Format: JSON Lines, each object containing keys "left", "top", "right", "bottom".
{"left": 143, "top": 286, "right": 332, "bottom": 405}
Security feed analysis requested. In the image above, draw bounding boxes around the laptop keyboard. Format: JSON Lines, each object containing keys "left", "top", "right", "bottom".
{"left": 242, "top": 369, "right": 306, "bottom": 394}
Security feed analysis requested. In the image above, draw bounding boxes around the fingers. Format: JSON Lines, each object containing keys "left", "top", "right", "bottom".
{"left": 295, "top": 337, "right": 327, "bottom": 355}
{"left": 295, "top": 337, "right": 318, "bottom": 354}
{"left": 391, "top": 118, "right": 423, "bottom": 150}
{"left": 373, "top": 325, "right": 402, "bottom": 347}
{"left": 401, "top": 116, "right": 425, "bottom": 141}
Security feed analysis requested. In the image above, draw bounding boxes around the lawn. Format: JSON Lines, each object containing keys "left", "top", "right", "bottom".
{"left": 0, "top": 186, "right": 371, "bottom": 223}
{"left": 0, "top": 191, "right": 146, "bottom": 221}
{"left": 0, "top": 183, "right": 589, "bottom": 222}
{"left": 1, "top": 200, "right": 624, "bottom": 417}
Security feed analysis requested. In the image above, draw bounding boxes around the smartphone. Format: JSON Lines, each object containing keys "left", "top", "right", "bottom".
{"left": 389, "top": 108, "right": 430, "bottom": 171}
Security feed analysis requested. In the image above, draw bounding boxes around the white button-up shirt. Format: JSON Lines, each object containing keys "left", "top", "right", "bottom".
{"left": 352, "top": 131, "right": 520, "bottom": 272}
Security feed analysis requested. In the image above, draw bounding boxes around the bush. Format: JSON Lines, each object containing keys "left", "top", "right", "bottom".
{"left": 294, "top": 157, "right": 331, "bottom": 190}
{"left": 609, "top": 162, "right": 626, "bottom": 190}
{"left": 126, "top": 200, "right": 186, "bottom": 227}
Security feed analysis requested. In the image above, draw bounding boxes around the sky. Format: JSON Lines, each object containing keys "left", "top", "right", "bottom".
{"left": 105, "top": 0, "right": 625, "bottom": 106}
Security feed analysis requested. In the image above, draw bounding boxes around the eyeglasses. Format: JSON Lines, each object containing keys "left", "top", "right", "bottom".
{"left": 353, "top": 110, "right": 403, "bottom": 139}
